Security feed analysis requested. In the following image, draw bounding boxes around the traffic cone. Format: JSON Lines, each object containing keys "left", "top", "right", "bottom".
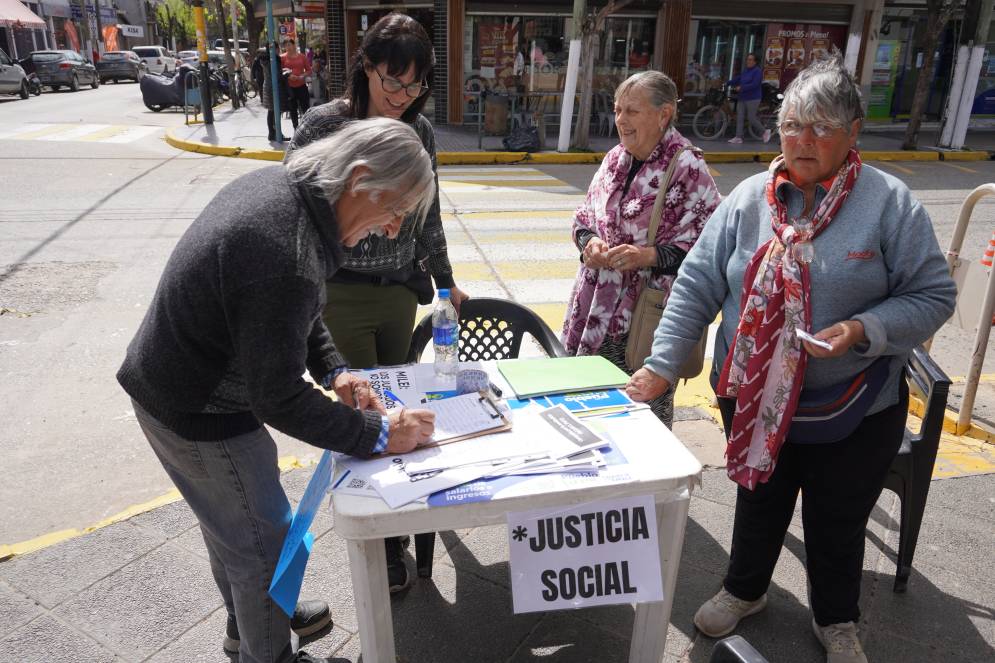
{"left": 982, "top": 231, "right": 995, "bottom": 271}
{"left": 983, "top": 231, "right": 995, "bottom": 326}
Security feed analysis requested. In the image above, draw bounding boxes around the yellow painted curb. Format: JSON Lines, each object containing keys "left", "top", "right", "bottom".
{"left": 527, "top": 152, "right": 606, "bottom": 164}
{"left": 700, "top": 152, "right": 760, "bottom": 163}
{"left": 862, "top": 150, "right": 938, "bottom": 161}
{"left": 908, "top": 396, "right": 995, "bottom": 445}
{"left": 0, "top": 455, "right": 311, "bottom": 563}
{"left": 437, "top": 151, "right": 529, "bottom": 165}
{"left": 238, "top": 148, "right": 285, "bottom": 161}
{"left": 164, "top": 128, "right": 241, "bottom": 157}
{"left": 940, "top": 151, "right": 992, "bottom": 161}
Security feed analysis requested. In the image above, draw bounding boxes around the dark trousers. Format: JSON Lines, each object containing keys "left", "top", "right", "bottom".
{"left": 288, "top": 85, "right": 309, "bottom": 128}
{"left": 716, "top": 380, "right": 907, "bottom": 626}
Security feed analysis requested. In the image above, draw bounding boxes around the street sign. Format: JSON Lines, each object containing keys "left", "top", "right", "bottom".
{"left": 118, "top": 24, "right": 144, "bottom": 38}
{"left": 507, "top": 494, "right": 664, "bottom": 613}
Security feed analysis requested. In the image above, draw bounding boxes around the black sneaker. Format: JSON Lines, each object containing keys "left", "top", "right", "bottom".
{"left": 385, "top": 536, "right": 411, "bottom": 593}
{"left": 222, "top": 600, "right": 333, "bottom": 653}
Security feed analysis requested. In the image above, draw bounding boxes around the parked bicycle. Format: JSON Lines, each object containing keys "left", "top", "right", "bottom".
{"left": 692, "top": 82, "right": 782, "bottom": 142}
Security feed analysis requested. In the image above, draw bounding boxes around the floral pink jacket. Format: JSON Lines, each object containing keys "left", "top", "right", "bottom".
{"left": 562, "top": 128, "right": 720, "bottom": 356}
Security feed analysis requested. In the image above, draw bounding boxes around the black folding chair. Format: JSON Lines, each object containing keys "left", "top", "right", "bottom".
{"left": 883, "top": 345, "right": 951, "bottom": 592}
{"left": 406, "top": 297, "right": 567, "bottom": 577}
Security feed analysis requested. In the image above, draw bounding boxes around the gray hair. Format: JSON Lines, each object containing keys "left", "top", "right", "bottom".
{"left": 615, "top": 71, "right": 679, "bottom": 125}
{"left": 777, "top": 52, "right": 864, "bottom": 128}
{"left": 284, "top": 117, "right": 435, "bottom": 229}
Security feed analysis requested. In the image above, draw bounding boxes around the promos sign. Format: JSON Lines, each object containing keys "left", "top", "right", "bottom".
{"left": 507, "top": 494, "right": 663, "bottom": 613}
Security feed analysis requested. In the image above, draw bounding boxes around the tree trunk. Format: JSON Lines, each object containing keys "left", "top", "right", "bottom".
{"left": 239, "top": 0, "right": 261, "bottom": 65}
{"left": 571, "top": 0, "right": 633, "bottom": 149}
{"left": 214, "top": 0, "right": 238, "bottom": 108}
{"left": 572, "top": 32, "right": 598, "bottom": 148}
{"left": 902, "top": 0, "right": 955, "bottom": 150}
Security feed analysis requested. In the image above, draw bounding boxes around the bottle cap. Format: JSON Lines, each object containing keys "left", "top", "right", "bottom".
{"left": 438, "top": 288, "right": 450, "bottom": 299}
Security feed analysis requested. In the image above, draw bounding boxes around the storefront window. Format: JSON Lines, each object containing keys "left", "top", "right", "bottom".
{"left": 687, "top": 19, "right": 847, "bottom": 114}
{"left": 971, "top": 21, "right": 995, "bottom": 116}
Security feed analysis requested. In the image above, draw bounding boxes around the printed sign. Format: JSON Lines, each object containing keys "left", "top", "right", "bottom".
{"left": 507, "top": 494, "right": 663, "bottom": 613}
{"left": 118, "top": 24, "right": 144, "bottom": 38}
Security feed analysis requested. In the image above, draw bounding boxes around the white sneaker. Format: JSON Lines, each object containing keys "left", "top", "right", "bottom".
{"left": 728, "top": 137, "right": 744, "bottom": 144}
{"left": 762, "top": 129, "right": 772, "bottom": 143}
{"left": 693, "top": 587, "right": 767, "bottom": 637}
{"left": 812, "top": 619, "right": 868, "bottom": 663}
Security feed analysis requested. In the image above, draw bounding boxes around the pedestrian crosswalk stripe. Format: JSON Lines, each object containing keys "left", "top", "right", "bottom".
{"left": 0, "top": 123, "right": 163, "bottom": 144}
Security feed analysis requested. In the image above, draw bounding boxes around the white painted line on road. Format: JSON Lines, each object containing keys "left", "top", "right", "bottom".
{"left": 101, "top": 126, "right": 163, "bottom": 143}
{"left": 0, "top": 123, "right": 164, "bottom": 144}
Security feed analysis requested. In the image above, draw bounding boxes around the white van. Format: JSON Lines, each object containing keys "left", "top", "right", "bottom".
{"left": 132, "top": 45, "right": 176, "bottom": 75}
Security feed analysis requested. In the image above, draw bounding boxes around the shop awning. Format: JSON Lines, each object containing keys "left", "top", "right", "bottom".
{"left": 0, "top": 0, "right": 46, "bottom": 28}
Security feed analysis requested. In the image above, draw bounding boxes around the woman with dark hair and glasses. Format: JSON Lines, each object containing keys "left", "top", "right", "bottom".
{"left": 286, "top": 12, "right": 468, "bottom": 595}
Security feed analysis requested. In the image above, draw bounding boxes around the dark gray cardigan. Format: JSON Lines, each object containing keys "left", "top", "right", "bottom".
{"left": 118, "top": 165, "right": 382, "bottom": 457}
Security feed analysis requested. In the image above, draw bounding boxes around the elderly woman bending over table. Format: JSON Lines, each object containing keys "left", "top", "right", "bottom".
{"left": 626, "top": 56, "right": 955, "bottom": 663}
{"left": 562, "top": 71, "right": 719, "bottom": 427}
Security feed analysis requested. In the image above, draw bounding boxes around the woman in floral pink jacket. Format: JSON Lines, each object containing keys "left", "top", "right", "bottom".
{"left": 562, "top": 71, "right": 720, "bottom": 426}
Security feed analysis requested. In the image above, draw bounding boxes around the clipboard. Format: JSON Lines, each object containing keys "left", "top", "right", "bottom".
{"left": 418, "top": 391, "right": 512, "bottom": 448}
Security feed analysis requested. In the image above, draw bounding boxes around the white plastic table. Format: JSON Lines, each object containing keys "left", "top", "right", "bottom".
{"left": 331, "top": 368, "right": 703, "bottom": 663}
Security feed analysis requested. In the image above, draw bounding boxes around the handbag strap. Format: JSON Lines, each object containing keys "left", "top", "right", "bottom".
{"left": 646, "top": 146, "right": 688, "bottom": 250}
{"left": 638, "top": 146, "right": 688, "bottom": 292}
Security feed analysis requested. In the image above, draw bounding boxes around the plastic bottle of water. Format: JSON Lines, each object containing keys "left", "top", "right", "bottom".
{"left": 432, "top": 288, "right": 459, "bottom": 378}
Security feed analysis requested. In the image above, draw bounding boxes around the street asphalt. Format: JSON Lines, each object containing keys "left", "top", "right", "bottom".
{"left": 0, "top": 84, "right": 993, "bottom": 662}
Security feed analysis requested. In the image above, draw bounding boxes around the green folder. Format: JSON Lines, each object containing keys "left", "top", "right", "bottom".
{"left": 496, "top": 356, "right": 631, "bottom": 399}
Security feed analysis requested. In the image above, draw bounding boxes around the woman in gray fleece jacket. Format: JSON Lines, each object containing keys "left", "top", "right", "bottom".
{"left": 626, "top": 56, "right": 956, "bottom": 663}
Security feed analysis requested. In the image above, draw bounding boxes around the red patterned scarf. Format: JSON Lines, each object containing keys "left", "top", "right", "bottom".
{"left": 716, "top": 149, "right": 862, "bottom": 489}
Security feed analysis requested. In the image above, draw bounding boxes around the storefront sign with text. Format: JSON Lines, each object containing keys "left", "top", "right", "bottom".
{"left": 507, "top": 494, "right": 663, "bottom": 613}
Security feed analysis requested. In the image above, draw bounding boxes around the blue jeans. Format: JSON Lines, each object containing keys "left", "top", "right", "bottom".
{"left": 134, "top": 400, "right": 295, "bottom": 663}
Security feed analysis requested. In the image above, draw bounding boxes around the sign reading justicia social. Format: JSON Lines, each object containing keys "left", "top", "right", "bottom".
{"left": 507, "top": 494, "right": 663, "bottom": 613}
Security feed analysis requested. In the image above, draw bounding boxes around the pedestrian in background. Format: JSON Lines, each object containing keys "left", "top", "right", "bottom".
{"left": 626, "top": 56, "right": 956, "bottom": 663}
{"left": 281, "top": 38, "right": 311, "bottom": 129}
{"left": 286, "top": 11, "right": 466, "bottom": 595}
{"left": 727, "top": 53, "right": 770, "bottom": 144}
{"left": 562, "top": 70, "right": 719, "bottom": 427}
{"left": 117, "top": 118, "right": 438, "bottom": 663}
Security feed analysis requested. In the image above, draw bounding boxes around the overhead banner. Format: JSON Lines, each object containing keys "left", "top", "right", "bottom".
{"left": 507, "top": 494, "right": 663, "bottom": 614}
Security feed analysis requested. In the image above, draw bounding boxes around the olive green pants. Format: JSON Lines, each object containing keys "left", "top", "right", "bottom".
{"left": 322, "top": 281, "right": 418, "bottom": 369}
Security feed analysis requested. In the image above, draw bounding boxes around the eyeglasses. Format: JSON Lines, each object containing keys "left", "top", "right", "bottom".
{"left": 372, "top": 67, "right": 429, "bottom": 99}
{"left": 778, "top": 120, "right": 844, "bottom": 139}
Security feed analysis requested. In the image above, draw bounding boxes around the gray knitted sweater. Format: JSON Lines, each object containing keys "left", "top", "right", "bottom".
{"left": 117, "top": 165, "right": 382, "bottom": 456}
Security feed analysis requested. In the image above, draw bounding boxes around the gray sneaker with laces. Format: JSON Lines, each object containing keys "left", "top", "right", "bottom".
{"left": 812, "top": 619, "right": 868, "bottom": 663}
{"left": 692, "top": 587, "right": 767, "bottom": 637}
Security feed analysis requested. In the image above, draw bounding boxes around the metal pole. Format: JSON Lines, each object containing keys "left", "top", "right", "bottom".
{"left": 948, "top": 184, "right": 995, "bottom": 434}
{"left": 265, "top": 0, "right": 282, "bottom": 142}
{"left": 192, "top": 0, "right": 214, "bottom": 124}
{"left": 230, "top": 0, "right": 242, "bottom": 108}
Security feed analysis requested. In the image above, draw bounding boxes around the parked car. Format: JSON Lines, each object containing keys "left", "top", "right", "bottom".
{"left": 213, "top": 38, "right": 249, "bottom": 52}
{"left": 0, "top": 47, "right": 30, "bottom": 99}
{"left": 96, "top": 50, "right": 147, "bottom": 83}
{"left": 132, "top": 45, "right": 175, "bottom": 75}
{"left": 30, "top": 50, "right": 99, "bottom": 92}
{"left": 176, "top": 50, "right": 199, "bottom": 67}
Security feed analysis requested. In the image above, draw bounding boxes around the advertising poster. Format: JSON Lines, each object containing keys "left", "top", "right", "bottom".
{"left": 867, "top": 40, "right": 900, "bottom": 119}
{"left": 787, "top": 38, "right": 806, "bottom": 69}
{"left": 477, "top": 20, "right": 519, "bottom": 89}
{"left": 762, "top": 24, "right": 847, "bottom": 91}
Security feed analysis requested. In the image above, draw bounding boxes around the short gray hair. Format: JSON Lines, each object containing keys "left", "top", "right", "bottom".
{"left": 284, "top": 117, "right": 435, "bottom": 229}
{"left": 777, "top": 53, "right": 863, "bottom": 128}
{"left": 615, "top": 71, "right": 679, "bottom": 123}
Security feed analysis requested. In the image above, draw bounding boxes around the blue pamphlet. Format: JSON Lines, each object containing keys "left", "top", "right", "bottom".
{"left": 268, "top": 450, "right": 334, "bottom": 617}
